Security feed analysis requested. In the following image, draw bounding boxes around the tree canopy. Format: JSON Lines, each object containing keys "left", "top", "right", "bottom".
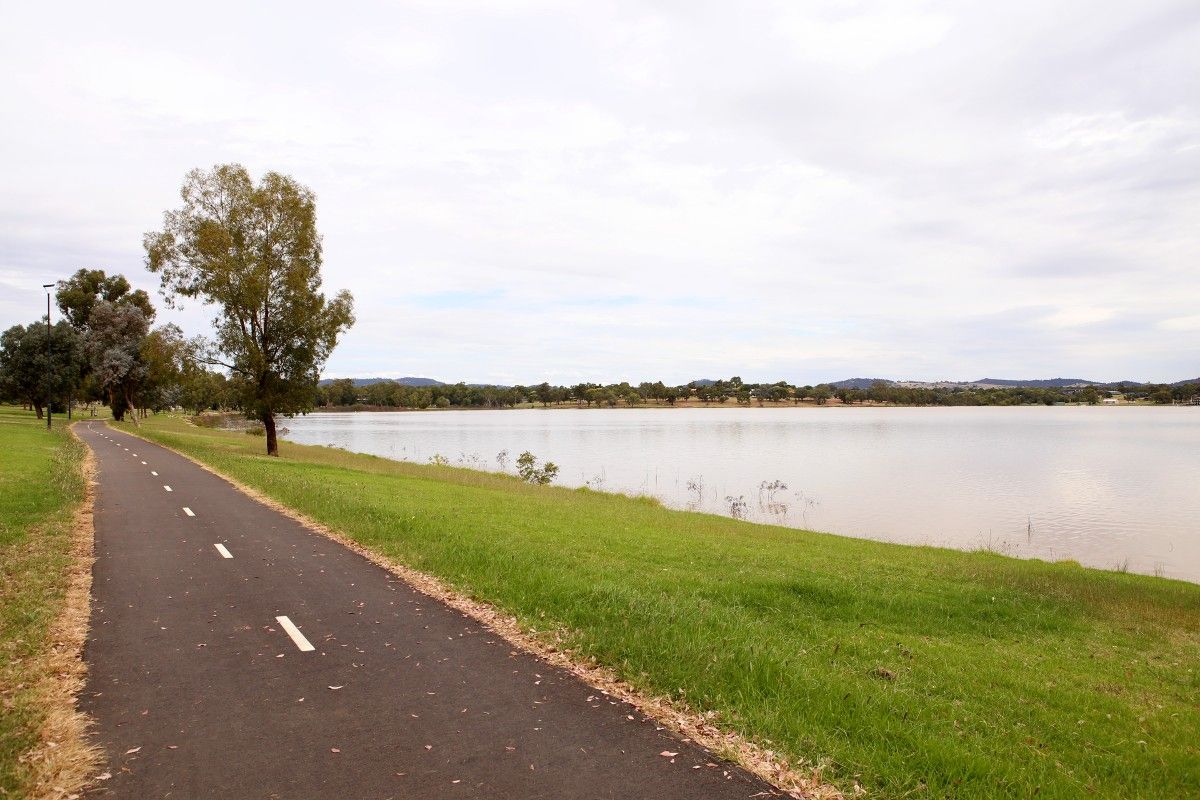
{"left": 85, "top": 301, "right": 150, "bottom": 421}
{"left": 0, "top": 321, "right": 84, "bottom": 417}
{"left": 144, "top": 164, "right": 355, "bottom": 454}
{"left": 56, "top": 268, "right": 154, "bottom": 330}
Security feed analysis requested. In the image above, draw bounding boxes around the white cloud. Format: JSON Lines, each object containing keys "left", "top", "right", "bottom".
{"left": 774, "top": 7, "right": 954, "bottom": 68}
{"left": 1, "top": 0, "right": 1197, "bottom": 384}
{"left": 1159, "top": 314, "right": 1200, "bottom": 331}
{"left": 1028, "top": 111, "right": 1199, "bottom": 161}
{"left": 1040, "top": 307, "right": 1116, "bottom": 329}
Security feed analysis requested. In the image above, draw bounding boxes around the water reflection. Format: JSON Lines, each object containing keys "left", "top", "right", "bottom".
{"left": 283, "top": 407, "right": 1200, "bottom": 582}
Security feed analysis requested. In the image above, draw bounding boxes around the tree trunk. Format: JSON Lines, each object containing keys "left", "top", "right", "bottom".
{"left": 33, "top": 401, "right": 44, "bottom": 419}
{"left": 264, "top": 412, "right": 278, "bottom": 456}
{"left": 109, "top": 388, "right": 124, "bottom": 422}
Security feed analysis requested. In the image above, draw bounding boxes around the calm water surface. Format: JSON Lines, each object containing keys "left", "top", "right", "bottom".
{"left": 282, "top": 407, "right": 1200, "bottom": 582}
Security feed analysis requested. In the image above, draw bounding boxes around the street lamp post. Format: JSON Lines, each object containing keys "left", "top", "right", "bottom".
{"left": 42, "top": 283, "right": 53, "bottom": 430}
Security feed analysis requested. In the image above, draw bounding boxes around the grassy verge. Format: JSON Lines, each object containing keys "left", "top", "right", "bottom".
{"left": 0, "top": 407, "right": 95, "bottom": 797}
{"left": 123, "top": 414, "right": 1198, "bottom": 799}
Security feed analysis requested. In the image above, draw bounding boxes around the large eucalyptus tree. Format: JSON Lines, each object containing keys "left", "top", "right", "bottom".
{"left": 144, "top": 164, "right": 355, "bottom": 455}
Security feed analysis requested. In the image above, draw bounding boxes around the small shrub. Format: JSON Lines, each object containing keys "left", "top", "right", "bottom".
{"left": 516, "top": 451, "right": 559, "bottom": 485}
{"left": 429, "top": 453, "right": 449, "bottom": 466}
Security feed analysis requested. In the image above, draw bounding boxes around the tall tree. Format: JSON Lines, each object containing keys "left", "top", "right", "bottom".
{"left": 55, "top": 268, "right": 157, "bottom": 416}
{"left": 144, "top": 164, "right": 355, "bottom": 455}
{"left": 85, "top": 301, "right": 150, "bottom": 421}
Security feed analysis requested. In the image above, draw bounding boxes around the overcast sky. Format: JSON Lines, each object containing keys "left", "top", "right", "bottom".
{"left": 2, "top": 1, "right": 1197, "bottom": 385}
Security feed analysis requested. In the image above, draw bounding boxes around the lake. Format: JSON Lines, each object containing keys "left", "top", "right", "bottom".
{"left": 281, "top": 406, "right": 1200, "bottom": 582}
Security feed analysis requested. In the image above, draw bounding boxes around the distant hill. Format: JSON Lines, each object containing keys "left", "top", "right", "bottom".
{"left": 395, "top": 377, "right": 445, "bottom": 386}
{"left": 829, "top": 378, "right": 893, "bottom": 389}
{"left": 974, "top": 377, "right": 1093, "bottom": 388}
{"left": 318, "top": 377, "right": 445, "bottom": 387}
{"left": 973, "top": 378, "right": 1199, "bottom": 388}
{"left": 320, "top": 375, "right": 1196, "bottom": 391}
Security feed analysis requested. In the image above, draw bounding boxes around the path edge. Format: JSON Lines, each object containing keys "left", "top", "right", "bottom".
{"left": 111, "top": 421, "right": 845, "bottom": 800}
{"left": 23, "top": 424, "right": 103, "bottom": 799}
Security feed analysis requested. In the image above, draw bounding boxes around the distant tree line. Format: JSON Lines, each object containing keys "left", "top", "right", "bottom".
{"left": 9, "top": 281, "right": 1196, "bottom": 421}
{"left": 314, "top": 375, "right": 1200, "bottom": 410}
{"left": 319, "top": 379, "right": 527, "bottom": 409}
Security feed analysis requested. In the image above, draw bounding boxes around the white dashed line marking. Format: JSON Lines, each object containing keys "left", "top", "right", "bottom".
{"left": 151, "top": 471, "right": 158, "bottom": 476}
{"left": 276, "top": 616, "right": 315, "bottom": 652}
{"left": 163, "top": 485, "right": 173, "bottom": 492}
{"left": 141, "top": 461, "right": 147, "bottom": 465}
{"left": 214, "top": 543, "right": 233, "bottom": 559}
{"left": 182, "top": 507, "right": 195, "bottom": 517}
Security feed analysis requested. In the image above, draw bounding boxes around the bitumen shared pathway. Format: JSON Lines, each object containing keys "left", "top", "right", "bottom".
{"left": 76, "top": 421, "right": 784, "bottom": 799}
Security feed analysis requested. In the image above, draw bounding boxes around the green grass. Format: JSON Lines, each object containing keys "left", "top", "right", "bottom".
{"left": 0, "top": 406, "right": 88, "bottom": 796}
{"left": 123, "top": 415, "right": 1199, "bottom": 798}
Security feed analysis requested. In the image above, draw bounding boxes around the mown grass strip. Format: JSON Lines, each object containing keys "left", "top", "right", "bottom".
{"left": 125, "top": 414, "right": 1200, "bottom": 799}
{"left": 0, "top": 407, "right": 95, "bottom": 798}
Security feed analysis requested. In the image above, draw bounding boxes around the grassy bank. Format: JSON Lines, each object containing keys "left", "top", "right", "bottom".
{"left": 0, "top": 407, "right": 91, "bottom": 796}
{"left": 124, "top": 414, "right": 1198, "bottom": 798}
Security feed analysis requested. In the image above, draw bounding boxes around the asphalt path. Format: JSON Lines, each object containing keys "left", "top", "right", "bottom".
{"left": 76, "top": 421, "right": 784, "bottom": 799}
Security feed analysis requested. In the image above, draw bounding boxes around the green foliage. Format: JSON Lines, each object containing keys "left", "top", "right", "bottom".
{"left": 0, "top": 321, "right": 84, "bottom": 416}
{"left": 178, "top": 367, "right": 232, "bottom": 414}
{"left": 128, "top": 414, "right": 1200, "bottom": 799}
{"left": 515, "top": 450, "right": 558, "bottom": 484}
{"left": 55, "top": 267, "right": 155, "bottom": 330}
{"left": 316, "top": 380, "right": 528, "bottom": 409}
{"left": 84, "top": 301, "right": 150, "bottom": 421}
{"left": 46, "top": 267, "right": 215, "bottom": 421}
{"left": 326, "top": 378, "right": 358, "bottom": 406}
{"left": 138, "top": 323, "right": 186, "bottom": 412}
{"left": 144, "top": 164, "right": 355, "bottom": 454}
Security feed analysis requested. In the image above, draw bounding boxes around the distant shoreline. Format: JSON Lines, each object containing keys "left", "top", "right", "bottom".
{"left": 310, "top": 399, "right": 1175, "bottom": 413}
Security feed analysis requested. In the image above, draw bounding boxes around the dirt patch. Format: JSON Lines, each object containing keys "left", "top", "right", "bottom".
{"left": 118, "top": 423, "right": 846, "bottom": 799}
{"left": 19, "top": 427, "right": 102, "bottom": 799}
